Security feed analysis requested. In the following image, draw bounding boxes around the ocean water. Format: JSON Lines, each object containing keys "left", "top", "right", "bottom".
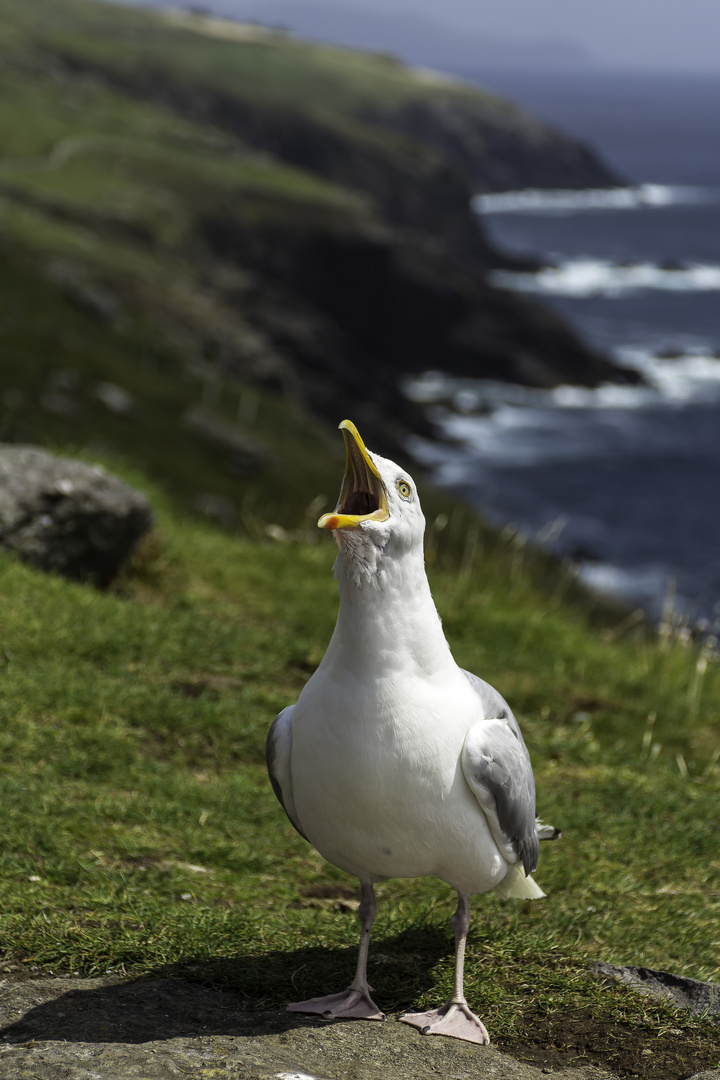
{"left": 409, "top": 72, "right": 720, "bottom": 624}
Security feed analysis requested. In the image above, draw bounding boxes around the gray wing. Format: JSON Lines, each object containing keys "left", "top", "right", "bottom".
{"left": 460, "top": 669, "right": 539, "bottom": 875}
{"left": 266, "top": 705, "right": 308, "bottom": 842}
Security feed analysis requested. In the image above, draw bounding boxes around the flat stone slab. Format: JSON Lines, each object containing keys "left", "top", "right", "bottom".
{"left": 0, "top": 973, "right": 615, "bottom": 1080}
{"left": 2, "top": 970, "right": 719, "bottom": 1079}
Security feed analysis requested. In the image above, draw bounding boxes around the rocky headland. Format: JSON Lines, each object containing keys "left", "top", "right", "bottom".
{"left": 1, "top": 0, "right": 639, "bottom": 494}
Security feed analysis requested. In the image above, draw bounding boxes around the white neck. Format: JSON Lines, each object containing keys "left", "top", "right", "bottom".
{"left": 328, "top": 539, "right": 455, "bottom": 679}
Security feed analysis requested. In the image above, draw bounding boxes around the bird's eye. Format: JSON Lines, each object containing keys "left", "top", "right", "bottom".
{"left": 397, "top": 480, "right": 412, "bottom": 499}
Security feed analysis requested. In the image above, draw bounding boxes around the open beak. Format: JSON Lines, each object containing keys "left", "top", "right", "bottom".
{"left": 318, "top": 420, "right": 389, "bottom": 530}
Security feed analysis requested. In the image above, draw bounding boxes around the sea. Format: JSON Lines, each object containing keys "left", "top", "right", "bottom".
{"left": 406, "top": 71, "right": 720, "bottom": 627}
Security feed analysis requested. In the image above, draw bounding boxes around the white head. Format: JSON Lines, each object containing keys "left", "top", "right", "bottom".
{"left": 318, "top": 420, "right": 426, "bottom": 584}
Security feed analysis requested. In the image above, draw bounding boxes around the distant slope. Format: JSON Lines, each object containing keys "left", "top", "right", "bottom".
{"left": 0, "top": 0, "right": 637, "bottom": 526}
{"left": 146, "top": 0, "right": 600, "bottom": 75}
{"left": 104, "top": 2, "right": 621, "bottom": 195}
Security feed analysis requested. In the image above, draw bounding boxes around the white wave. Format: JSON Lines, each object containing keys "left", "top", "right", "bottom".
{"left": 542, "top": 351, "right": 720, "bottom": 409}
{"left": 409, "top": 402, "right": 629, "bottom": 474}
{"left": 549, "top": 382, "right": 658, "bottom": 410}
{"left": 406, "top": 350, "right": 720, "bottom": 418}
{"left": 404, "top": 348, "right": 720, "bottom": 493}
{"left": 492, "top": 257, "right": 720, "bottom": 298}
{"left": 617, "top": 348, "right": 720, "bottom": 403}
{"left": 473, "top": 183, "right": 720, "bottom": 215}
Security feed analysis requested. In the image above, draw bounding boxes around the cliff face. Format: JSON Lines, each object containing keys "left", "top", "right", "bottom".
{"left": 54, "top": 14, "right": 620, "bottom": 266}
{"left": 198, "top": 209, "right": 638, "bottom": 458}
{"left": 0, "top": 0, "right": 638, "bottom": 473}
{"left": 362, "top": 91, "right": 621, "bottom": 195}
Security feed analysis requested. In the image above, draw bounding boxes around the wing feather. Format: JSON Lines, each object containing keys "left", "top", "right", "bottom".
{"left": 460, "top": 670, "right": 539, "bottom": 875}
{"left": 266, "top": 705, "right": 308, "bottom": 841}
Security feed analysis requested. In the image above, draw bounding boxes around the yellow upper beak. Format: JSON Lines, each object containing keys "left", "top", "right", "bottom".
{"left": 318, "top": 420, "right": 389, "bottom": 530}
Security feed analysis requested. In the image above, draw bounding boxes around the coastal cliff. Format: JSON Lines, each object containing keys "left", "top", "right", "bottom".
{"left": 0, "top": 0, "right": 637, "bottom": 506}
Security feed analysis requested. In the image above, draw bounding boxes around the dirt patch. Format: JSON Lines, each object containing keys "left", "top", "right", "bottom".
{"left": 499, "top": 1006, "right": 720, "bottom": 1079}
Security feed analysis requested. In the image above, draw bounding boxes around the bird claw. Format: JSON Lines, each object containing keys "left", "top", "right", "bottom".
{"left": 400, "top": 1000, "right": 490, "bottom": 1044}
{"left": 287, "top": 987, "right": 386, "bottom": 1021}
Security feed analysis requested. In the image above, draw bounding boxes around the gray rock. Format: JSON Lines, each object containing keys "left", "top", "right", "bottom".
{"left": 0, "top": 973, "right": 616, "bottom": 1080}
{"left": 592, "top": 961, "right": 720, "bottom": 1021}
{"left": 0, "top": 446, "right": 152, "bottom": 587}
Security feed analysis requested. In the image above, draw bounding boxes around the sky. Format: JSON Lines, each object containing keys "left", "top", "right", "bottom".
{"left": 224, "top": 0, "right": 720, "bottom": 74}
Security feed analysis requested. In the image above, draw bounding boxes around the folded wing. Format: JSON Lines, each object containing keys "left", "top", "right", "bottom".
{"left": 460, "top": 670, "right": 539, "bottom": 877}
{"left": 266, "top": 704, "right": 308, "bottom": 841}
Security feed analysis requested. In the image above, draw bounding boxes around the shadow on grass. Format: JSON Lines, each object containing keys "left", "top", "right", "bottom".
{"left": 0, "top": 926, "right": 452, "bottom": 1045}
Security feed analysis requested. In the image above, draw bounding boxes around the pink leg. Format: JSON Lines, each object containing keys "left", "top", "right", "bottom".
{"left": 400, "top": 893, "right": 490, "bottom": 1045}
{"left": 287, "top": 881, "right": 386, "bottom": 1021}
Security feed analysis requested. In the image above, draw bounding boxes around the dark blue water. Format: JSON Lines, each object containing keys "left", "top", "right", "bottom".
{"left": 485, "top": 199, "right": 720, "bottom": 356}
{"left": 411, "top": 72, "right": 720, "bottom": 623}
{"left": 467, "top": 71, "right": 720, "bottom": 187}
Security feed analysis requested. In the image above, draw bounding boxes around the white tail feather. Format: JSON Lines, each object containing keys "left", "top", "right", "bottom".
{"left": 493, "top": 863, "right": 546, "bottom": 900}
{"left": 536, "top": 818, "right": 562, "bottom": 841}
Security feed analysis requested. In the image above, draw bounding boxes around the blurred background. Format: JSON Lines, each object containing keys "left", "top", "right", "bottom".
{"left": 2, "top": 0, "right": 720, "bottom": 622}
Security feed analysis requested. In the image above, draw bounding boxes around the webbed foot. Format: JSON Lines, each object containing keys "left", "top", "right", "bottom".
{"left": 287, "top": 987, "right": 386, "bottom": 1021}
{"left": 400, "top": 1000, "right": 490, "bottom": 1044}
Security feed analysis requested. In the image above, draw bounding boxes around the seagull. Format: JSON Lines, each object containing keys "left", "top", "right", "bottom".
{"left": 266, "top": 419, "right": 558, "bottom": 1044}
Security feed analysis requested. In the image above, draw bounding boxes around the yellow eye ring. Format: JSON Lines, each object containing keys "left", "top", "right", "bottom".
{"left": 398, "top": 480, "right": 412, "bottom": 498}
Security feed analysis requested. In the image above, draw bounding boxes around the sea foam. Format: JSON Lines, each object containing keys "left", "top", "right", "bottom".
{"left": 473, "top": 184, "right": 720, "bottom": 215}
{"left": 491, "top": 258, "right": 720, "bottom": 298}
{"left": 405, "top": 347, "right": 720, "bottom": 418}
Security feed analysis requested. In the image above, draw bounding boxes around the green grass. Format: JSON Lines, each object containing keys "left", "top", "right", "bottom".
{"left": 0, "top": 0, "right": 503, "bottom": 120}
{"left": 0, "top": 132, "right": 366, "bottom": 225}
{"left": 0, "top": 0, "right": 527, "bottom": 212}
{"left": 0, "top": 467, "right": 718, "bottom": 1045}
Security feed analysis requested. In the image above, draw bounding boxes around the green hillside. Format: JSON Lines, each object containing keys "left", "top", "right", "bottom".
{"left": 0, "top": 0, "right": 377, "bottom": 521}
{"left": 1, "top": 466, "right": 719, "bottom": 1071}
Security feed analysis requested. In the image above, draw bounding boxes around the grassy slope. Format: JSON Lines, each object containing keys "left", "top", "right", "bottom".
{"left": 0, "top": 235, "right": 347, "bottom": 524}
{"left": 0, "top": 0, "right": 502, "bottom": 220}
{"left": 1, "top": 0, "right": 509, "bottom": 123}
{"left": 1, "top": 465, "right": 718, "bottom": 1050}
{"left": 0, "top": 141, "right": 352, "bottom": 525}
{"left": 0, "top": 0, "right": 377, "bottom": 524}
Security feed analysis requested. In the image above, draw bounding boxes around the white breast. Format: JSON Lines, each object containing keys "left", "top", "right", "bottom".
{"left": 289, "top": 661, "right": 509, "bottom": 897}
